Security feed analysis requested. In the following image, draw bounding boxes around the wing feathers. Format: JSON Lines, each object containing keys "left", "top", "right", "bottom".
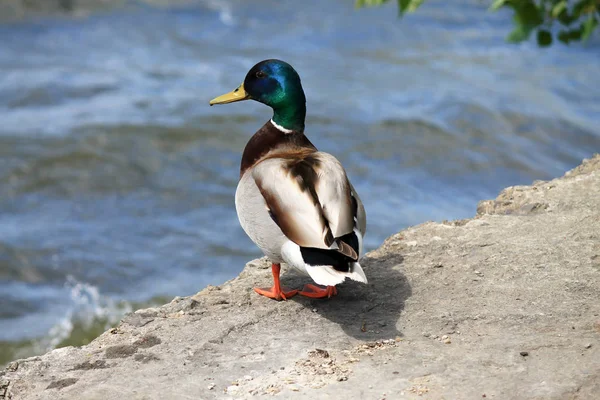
{"left": 253, "top": 151, "right": 359, "bottom": 254}
{"left": 254, "top": 158, "right": 331, "bottom": 249}
{"left": 314, "top": 153, "right": 354, "bottom": 238}
{"left": 336, "top": 239, "right": 358, "bottom": 261}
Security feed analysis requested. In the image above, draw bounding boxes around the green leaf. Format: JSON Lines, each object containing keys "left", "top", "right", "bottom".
{"left": 356, "top": 0, "right": 419, "bottom": 16}
{"left": 514, "top": 1, "right": 544, "bottom": 28}
{"left": 397, "top": 0, "right": 422, "bottom": 16}
{"left": 490, "top": 0, "right": 507, "bottom": 11}
{"left": 558, "top": 30, "right": 571, "bottom": 44}
{"left": 557, "top": 9, "right": 577, "bottom": 26}
{"left": 569, "top": 27, "right": 583, "bottom": 41}
{"left": 582, "top": 14, "right": 598, "bottom": 40}
{"left": 507, "top": 25, "right": 530, "bottom": 42}
{"left": 398, "top": 0, "right": 410, "bottom": 14}
{"left": 551, "top": 1, "right": 567, "bottom": 18}
{"left": 406, "top": 0, "right": 424, "bottom": 13}
{"left": 504, "top": 0, "right": 543, "bottom": 43}
{"left": 572, "top": 0, "right": 593, "bottom": 18}
{"left": 537, "top": 29, "right": 553, "bottom": 46}
{"left": 355, "top": 0, "right": 390, "bottom": 9}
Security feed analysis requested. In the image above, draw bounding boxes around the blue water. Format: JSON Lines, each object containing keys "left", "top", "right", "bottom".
{"left": 1, "top": 0, "right": 599, "bottom": 363}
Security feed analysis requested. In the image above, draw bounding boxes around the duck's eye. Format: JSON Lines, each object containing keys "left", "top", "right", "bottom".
{"left": 255, "top": 71, "right": 266, "bottom": 78}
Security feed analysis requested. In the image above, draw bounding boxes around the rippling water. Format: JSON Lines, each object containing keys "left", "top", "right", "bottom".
{"left": 1, "top": 0, "right": 599, "bottom": 364}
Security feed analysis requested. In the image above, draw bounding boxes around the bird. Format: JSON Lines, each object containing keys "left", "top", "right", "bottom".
{"left": 209, "top": 59, "right": 367, "bottom": 300}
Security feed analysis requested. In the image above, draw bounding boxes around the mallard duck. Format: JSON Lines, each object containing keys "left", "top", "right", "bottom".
{"left": 209, "top": 59, "right": 367, "bottom": 300}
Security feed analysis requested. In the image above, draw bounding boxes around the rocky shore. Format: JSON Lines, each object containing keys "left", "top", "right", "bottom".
{"left": 2, "top": 154, "right": 599, "bottom": 399}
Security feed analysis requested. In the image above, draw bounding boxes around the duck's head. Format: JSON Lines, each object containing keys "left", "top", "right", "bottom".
{"left": 210, "top": 59, "right": 306, "bottom": 132}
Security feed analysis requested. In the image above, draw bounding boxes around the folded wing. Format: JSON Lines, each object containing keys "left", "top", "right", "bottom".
{"left": 252, "top": 151, "right": 361, "bottom": 259}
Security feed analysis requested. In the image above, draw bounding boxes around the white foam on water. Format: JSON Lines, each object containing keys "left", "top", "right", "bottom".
{"left": 36, "top": 276, "right": 133, "bottom": 354}
{"left": 205, "top": 0, "right": 236, "bottom": 26}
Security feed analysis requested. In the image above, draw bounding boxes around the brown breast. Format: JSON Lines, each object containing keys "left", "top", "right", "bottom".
{"left": 239, "top": 120, "right": 317, "bottom": 178}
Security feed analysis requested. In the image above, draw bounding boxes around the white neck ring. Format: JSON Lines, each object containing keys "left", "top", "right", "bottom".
{"left": 270, "top": 119, "right": 293, "bottom": 134}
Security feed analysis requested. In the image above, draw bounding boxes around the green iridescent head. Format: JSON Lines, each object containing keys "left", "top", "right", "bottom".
{"left": 210, "top": 59, "right": 306, "bottom": 132}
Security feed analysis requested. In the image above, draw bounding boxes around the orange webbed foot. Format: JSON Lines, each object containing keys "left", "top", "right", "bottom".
{"left": 253, "top": 286, "right": 298, "bottom": 301}
{"left": 298, "top": 284, "right": 338, "bottom": 299}
{"left": 253, "top": 263, "right": 298, "bottom": 301}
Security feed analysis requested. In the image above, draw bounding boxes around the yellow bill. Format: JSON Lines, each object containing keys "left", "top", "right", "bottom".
{"left": 209, "top": 83, "right": 250, "bottom": 106}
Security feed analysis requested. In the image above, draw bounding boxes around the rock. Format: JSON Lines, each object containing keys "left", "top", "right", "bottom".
{"left": 6, "top": 362, "right": 18, "bottom": 372}
{"left": 70, "top": 360, "right": 109, "bottom": 371}
{"left": 104, "top": 345, "right": 137, "bottom": 359}
{"left": 225, "top": 385, "right": 239, "bottom": 394}
{"left": 46, "top": 378, "right": 78, "bottom": 390}
{"left": 2, "top": 154, "right": 600, "bottom": 399}
{"left": 122, "top": 313, "right": 155, "bottom": 328}
{"left": 133, "top": 335, "right": 161, "bottom": 349}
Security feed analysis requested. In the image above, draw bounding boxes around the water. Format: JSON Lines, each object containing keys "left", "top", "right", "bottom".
{"left": 0, "top": 0, "right": 599, "bottom": 365}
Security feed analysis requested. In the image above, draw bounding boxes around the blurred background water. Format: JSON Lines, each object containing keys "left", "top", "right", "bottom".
{"left": 0, "top": 0, "right": 599, "bottom": 365}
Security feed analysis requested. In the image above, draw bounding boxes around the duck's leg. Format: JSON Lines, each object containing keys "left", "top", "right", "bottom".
{"left": 298, "top": 284, "right": 338, "bottom": 299}
{"left": 254, "top": 263, "right": 298, "bottom": 300}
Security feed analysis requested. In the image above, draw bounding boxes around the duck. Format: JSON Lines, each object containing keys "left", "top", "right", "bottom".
{"left": 209, "top": 59, "right": 367, "bottom": 300}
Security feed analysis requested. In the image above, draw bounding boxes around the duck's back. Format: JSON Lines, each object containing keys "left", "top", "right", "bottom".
{"left": 235, "top": 122, "right": 366, "bottom": 281}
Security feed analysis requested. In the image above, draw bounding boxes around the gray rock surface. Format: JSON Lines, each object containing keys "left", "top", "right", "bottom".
{"left": 2, "top": 154, "right": 600, "bottom": 400}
